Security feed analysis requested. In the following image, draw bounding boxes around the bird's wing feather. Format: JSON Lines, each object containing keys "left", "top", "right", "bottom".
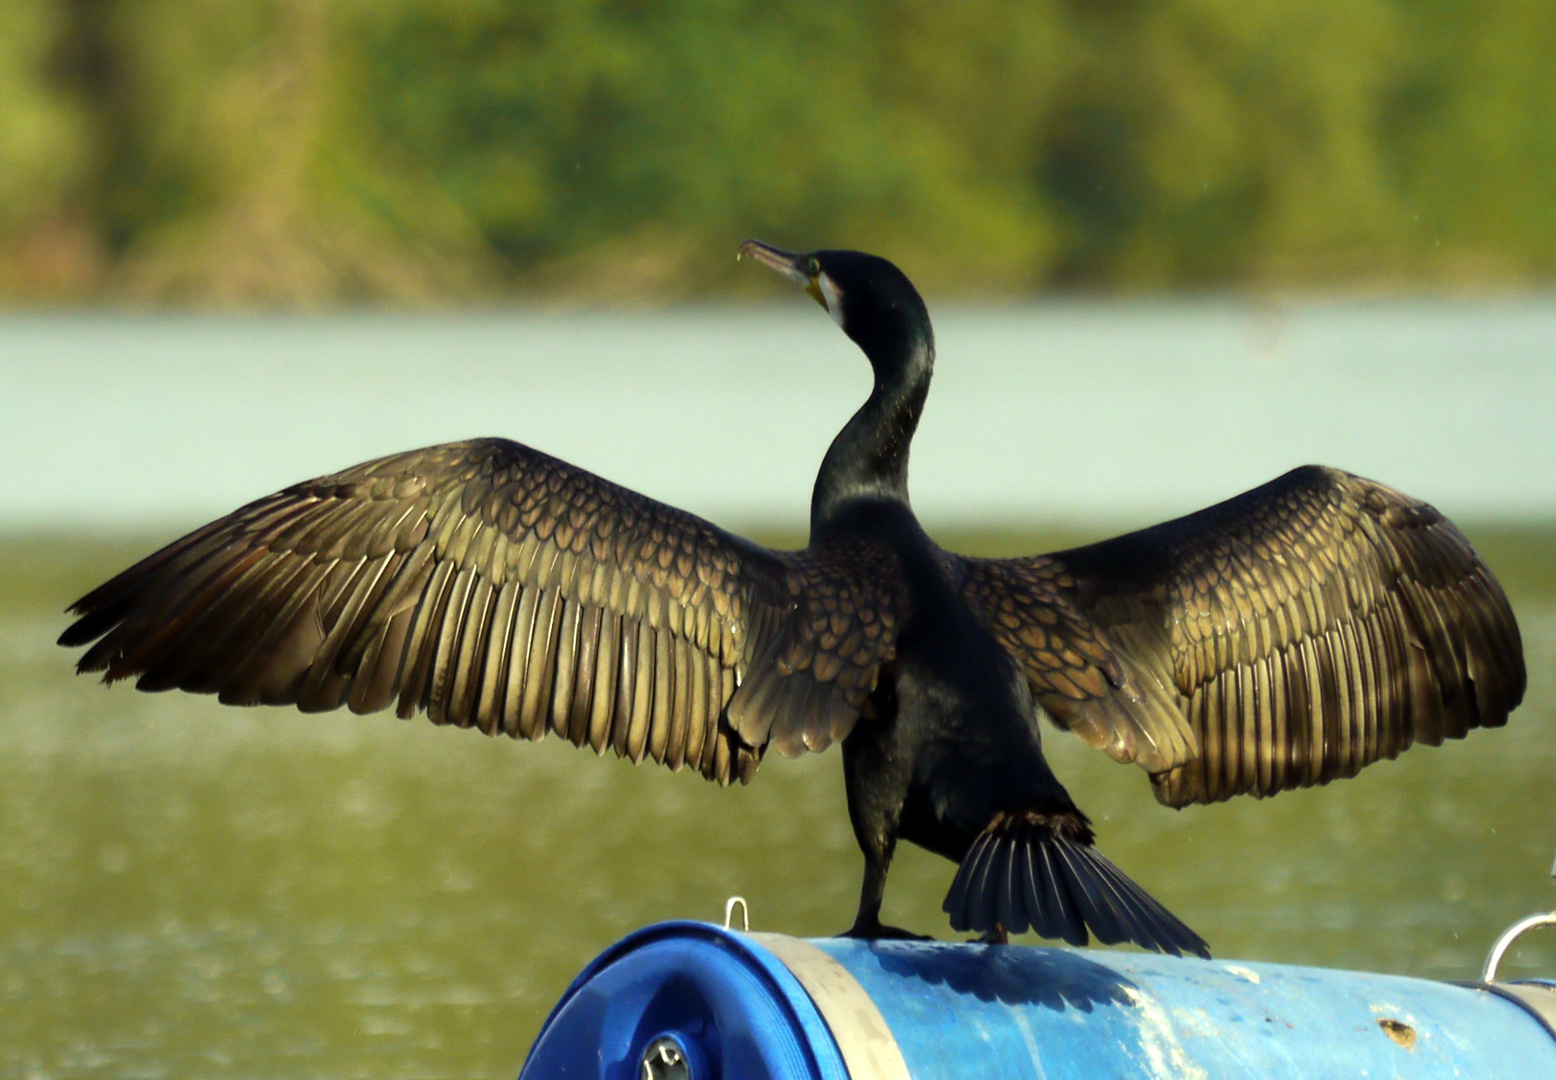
{"left": 61, "top": 438, "right": 903, "bottom": 784}
{"left": 959, "top": 553, "right": 1196, "bottom": 776}
{"left": 726, "top": 537, "right": 904, "bottom": 756}
{"left": 962, "top": 466, "right": 1525, "bottom": 807}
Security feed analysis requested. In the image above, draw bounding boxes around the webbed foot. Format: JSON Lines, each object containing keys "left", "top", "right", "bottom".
{"left": 842, "top": 918, "right": 933, "bottom": 941}
{"left": 973, "top": 922, "right": 1009, "bottom": 945}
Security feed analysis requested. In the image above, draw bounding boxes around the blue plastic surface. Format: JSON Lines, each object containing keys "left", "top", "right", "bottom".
{"left": 520, "top": 922, "right": 849, "bottom": 1080}
{"left": 813, "top": 938, "right": 1556, "bottom": 1079}
{"left": 521, "top": 922, "right": 1556, "bottom": 1079}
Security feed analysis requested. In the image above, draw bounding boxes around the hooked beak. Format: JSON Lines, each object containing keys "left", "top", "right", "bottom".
{"left": 739, "top": 239, "right": 809, "bottom": 286}
{"left": 738, "top": 239, "right": 826, "bottom": 306}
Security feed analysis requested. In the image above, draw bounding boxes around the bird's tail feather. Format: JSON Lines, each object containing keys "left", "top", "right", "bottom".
{"left": 942, "top": 813, "right": 1210, "bottom": 959}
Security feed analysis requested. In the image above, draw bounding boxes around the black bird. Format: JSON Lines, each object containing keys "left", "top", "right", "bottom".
{"left": 60, "top": 242, "right": 1524, "bottom": 957}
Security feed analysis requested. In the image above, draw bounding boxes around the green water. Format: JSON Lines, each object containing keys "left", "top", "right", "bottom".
{"left": 3, "top": 526, "right": 1554, "bottom": 1079}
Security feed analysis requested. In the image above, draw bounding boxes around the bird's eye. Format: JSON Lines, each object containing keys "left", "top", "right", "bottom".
{"left": 806, "top": 257, "right": 821, "bottom": 278}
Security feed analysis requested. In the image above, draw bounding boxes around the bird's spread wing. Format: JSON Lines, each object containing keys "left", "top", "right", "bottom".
{"left": 961, "top": 466, "right": 1525, "bottom": 807}
{"left": 61, "top": 439, "right": 904, "bottom": 784}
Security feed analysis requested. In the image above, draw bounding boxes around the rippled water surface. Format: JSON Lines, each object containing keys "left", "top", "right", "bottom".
{"left": 3, "top": 526, "right": 1554, "bottom": 1079}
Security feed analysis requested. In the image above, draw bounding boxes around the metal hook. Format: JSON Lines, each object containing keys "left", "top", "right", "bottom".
{"left": 1482, "top": 912, "right": 1556, "bottom": 982}
{"left": 723, "top": 896, "right": 750, "bottom": 932}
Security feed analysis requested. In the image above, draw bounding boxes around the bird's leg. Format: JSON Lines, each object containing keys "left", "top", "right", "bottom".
{"left": 841, "top": 837, "right": 930, "bottom": 940}
{"left": 843, "top": 843, "right": 889, "bottom": 937}
{"left": 840, "top": 735, "right": 929, "bottom": 940}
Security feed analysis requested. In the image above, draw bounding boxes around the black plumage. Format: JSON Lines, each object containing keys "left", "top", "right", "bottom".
{"left": 60, "top": 241, "right": 1525, "bottom": 958}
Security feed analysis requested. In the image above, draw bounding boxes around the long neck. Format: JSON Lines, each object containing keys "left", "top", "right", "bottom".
{"left": 810, "top": 332, "right": 934, "bottom": 536}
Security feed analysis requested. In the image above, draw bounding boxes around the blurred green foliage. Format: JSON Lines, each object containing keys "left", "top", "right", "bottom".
{"left": 4, "top": 0, "right": 1555, "bottom": 303}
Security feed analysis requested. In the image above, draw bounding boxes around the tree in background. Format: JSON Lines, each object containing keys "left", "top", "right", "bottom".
{"left": 3, "top": 0, "right": 1554, "bottom": 304}
{"left": 0, "top": 0, "right": 93, "bottom": 297}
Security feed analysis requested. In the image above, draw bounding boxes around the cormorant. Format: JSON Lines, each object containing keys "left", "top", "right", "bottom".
{"left": 59, "top": 242, "right": 1525, "bottom": 957}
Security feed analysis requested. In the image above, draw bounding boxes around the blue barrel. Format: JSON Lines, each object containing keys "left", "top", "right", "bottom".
{"left": 519, "top": 921, "right": 1556, "bottom": 1079}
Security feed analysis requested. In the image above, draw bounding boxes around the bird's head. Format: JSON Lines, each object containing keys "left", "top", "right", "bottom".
{"left": 738, "top": 240, "right": 933, "bottom": 370}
